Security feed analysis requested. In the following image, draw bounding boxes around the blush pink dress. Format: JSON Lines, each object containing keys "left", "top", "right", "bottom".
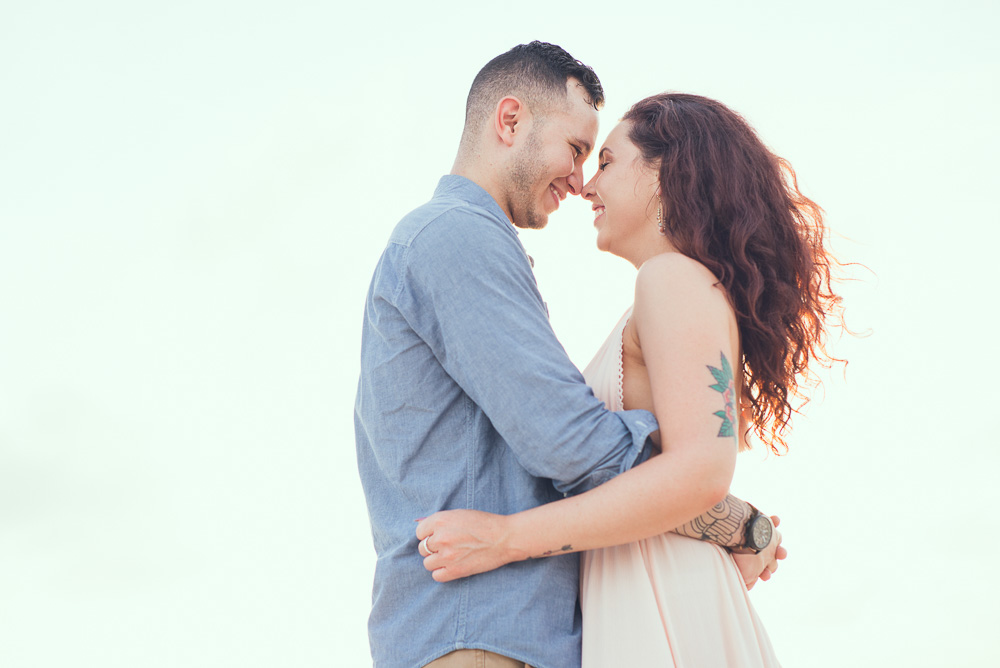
{"left": 579, "top": 308, "right": 781, "bottom": 667}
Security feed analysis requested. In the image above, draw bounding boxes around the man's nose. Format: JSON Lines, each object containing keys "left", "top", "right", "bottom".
{"left": 566, "top": 163, "right": 584, "bottom": 196}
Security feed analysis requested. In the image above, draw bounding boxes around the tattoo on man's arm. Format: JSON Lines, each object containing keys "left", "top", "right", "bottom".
{"left": 527, "top": 544, "right": 573, "bottom": 560}
{"left": 707, "top": 352, "right": 737, "bottom": 440}
{"left": 673, "top": 494, "right": 749, "bottom": 547}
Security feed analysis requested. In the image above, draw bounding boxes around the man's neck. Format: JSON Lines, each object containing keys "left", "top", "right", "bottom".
{"left": 451, "top": 155, "right": 512, "bottom": 223}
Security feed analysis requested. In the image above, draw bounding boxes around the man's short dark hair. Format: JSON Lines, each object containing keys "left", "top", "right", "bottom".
{"left": 463, "top": 41, "right": 604, "bottom": 136}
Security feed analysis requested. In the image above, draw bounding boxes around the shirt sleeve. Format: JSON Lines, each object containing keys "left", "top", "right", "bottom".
{"left": 392, "top": 208, "right": 657, "bottom": 495}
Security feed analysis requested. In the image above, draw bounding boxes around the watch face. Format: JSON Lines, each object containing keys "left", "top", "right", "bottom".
{"left": 752, "top": 516, "right": 772, "bottom": 549}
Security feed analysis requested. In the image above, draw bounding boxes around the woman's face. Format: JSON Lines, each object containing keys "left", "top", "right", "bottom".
{"left": 582, "top": 121, "right": 662, "bottom": 263}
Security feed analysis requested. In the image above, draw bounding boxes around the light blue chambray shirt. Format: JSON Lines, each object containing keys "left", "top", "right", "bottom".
{"left": 354, "top": 176, "right": 658, "bottom": 668}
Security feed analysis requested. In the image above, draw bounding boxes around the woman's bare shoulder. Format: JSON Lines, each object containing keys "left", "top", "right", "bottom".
{"left": 633, "top": 252, "right": 726, "bottom": 315}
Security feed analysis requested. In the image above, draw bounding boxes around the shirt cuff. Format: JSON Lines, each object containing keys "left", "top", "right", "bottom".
{"left": 618, "top": 408, "right": 658, "bottom": 473}
{"left": 562, "top": 408, "right": 658, "bottom": 496}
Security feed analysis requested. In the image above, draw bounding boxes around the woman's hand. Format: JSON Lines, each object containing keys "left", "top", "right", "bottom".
{"left": 416, "top": 510, "right": 520, "bottom": 583}
{"left": 731, "top": 515, "right": 787, "bottom": 590}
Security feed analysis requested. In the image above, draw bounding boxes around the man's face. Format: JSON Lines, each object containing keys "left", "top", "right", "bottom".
{"left": 505, "top": 78, "right": 599, "bottom": 230}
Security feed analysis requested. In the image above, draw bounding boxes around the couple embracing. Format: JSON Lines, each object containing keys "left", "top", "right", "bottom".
{"left": 355, "top": 41, "right": 842, "bottom": 668}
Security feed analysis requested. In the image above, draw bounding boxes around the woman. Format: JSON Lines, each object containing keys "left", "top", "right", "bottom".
{"left": 416, "top": 93, "right": 843, "bottom": 666}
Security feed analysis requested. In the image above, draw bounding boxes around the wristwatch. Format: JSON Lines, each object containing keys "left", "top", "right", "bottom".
{"left": 741, "top": 504, "right": 773, "bottom": 553}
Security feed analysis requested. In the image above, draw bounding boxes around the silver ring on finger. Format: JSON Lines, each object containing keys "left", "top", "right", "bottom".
{"left": 420, "top": 536, "right": 436, "bottom": 556}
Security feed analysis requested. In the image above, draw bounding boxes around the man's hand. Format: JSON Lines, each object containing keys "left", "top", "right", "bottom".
{"left": 416, "top": 510, "right": 517, "bottom": 583}
{"left": 731, "top": 515, "right": 786, "bottom": 590}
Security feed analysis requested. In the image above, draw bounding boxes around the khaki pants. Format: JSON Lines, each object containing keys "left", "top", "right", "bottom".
{"left": 424, "top": 649, "right": 533, "bottom": 668}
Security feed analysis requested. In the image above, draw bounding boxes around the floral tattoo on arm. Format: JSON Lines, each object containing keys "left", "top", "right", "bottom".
{"left": 707, "top": 352, "right": 737, "bottom": 440}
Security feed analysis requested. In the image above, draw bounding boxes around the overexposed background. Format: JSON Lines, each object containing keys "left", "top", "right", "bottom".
{"left": 2, "top": 1, "right": 997, "bottom": 666}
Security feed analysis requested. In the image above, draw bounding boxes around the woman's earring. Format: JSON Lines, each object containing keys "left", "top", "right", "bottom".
{"left": 656, "top": 196, "right": 665, "bottom": 235}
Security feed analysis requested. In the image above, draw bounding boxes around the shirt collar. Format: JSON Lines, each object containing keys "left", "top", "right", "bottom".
{"left": 434, "top": 175, "right": 517, "bottom": 235}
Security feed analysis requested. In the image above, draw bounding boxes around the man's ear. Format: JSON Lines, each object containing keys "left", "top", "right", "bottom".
{"left": 494, "top": 96, "right": 525, "bottom": 147}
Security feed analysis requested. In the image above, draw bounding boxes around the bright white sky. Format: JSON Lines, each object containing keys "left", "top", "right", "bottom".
{"left": 2, "top": 1, "right": 998, "bottom": 666}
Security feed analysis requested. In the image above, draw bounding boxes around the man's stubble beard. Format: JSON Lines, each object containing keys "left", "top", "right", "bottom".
{"left": 506, "top": 128, "right": 548, "bottom": 230}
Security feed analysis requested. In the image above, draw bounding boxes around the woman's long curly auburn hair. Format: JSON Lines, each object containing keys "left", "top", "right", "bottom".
{"left": 623, "top": 93, "right": 844, "bottom": 453}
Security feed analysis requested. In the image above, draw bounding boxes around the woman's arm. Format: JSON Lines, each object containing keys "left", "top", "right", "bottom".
{"left": 417, "top": 255, "right": 742, "bottom": 582}
{"left": 672, "top": 492, "right": 751, "bottom": 547}
{"left": 673, "top": 495, "right": 789, "bottom": 587}
{"left": 669, "top": 393, "right": 760, "bottom": 545}
{"left": 417, "top": 505, "right": 785, "bottom": 585}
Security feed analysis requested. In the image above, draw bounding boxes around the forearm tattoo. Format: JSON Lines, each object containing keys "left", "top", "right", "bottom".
{"left": 673, "top": 494, "right": 749, "bottom": 547}
{"left": 528, "top": 544, "right": 573, "bottom": 560}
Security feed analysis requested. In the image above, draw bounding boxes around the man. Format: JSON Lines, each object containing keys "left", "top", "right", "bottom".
{"left": 355, "top": 42, "right": 776, "bottom": 668}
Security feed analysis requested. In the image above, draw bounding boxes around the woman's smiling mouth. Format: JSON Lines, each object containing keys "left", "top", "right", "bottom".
{"left": 593, "top": 205, "right": 605, "bottom": 225}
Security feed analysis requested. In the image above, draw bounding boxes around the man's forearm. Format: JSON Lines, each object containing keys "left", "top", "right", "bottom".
{"left": 671, "top": 493, "right": 751, "bottom": 548}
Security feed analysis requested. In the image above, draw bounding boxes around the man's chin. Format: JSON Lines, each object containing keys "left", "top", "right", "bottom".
{"left": 512, "top": 212, "right": 549, "bottom": 230}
